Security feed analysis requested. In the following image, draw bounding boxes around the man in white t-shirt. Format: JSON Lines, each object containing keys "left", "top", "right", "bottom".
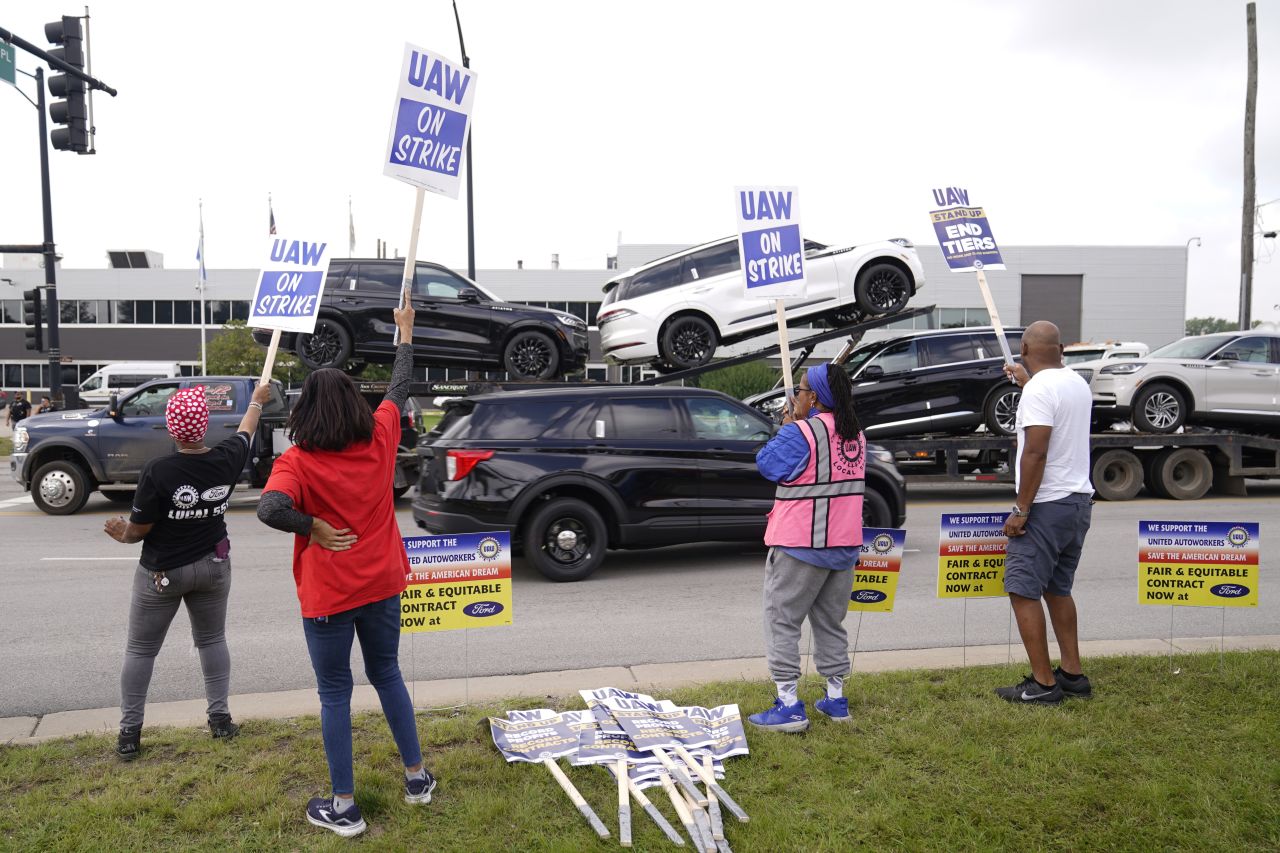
{"left": 997, "top": 321, "right": 1095, "bottom": 706}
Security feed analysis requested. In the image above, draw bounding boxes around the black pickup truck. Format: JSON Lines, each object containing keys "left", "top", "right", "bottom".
{"left": 10, "top": 377, "right": 289, "bottom": 515}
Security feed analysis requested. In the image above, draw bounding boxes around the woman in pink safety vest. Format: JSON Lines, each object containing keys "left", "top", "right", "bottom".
{"left": 748, "top": 363, "right": 866, "bottom": 733}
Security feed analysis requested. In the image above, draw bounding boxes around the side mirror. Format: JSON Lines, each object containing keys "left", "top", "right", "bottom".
{"left": 109, "top": 393, "right": 121, "bottom": 419}
{"left": 457, "top": 287, "right": 482, "bottom": 303}
{"left": 861, "top": 364, "right": 885, "bottom": 380}
{"left": 1217, "top": 351, "right": 1240, "bottom": 361}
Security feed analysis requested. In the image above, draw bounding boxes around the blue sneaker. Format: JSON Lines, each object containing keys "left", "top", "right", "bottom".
{"left": 747, "top": 698, "right": 809, "bottom": 733}
{"left": 405, "top": 769, "right": 437, "bottom": 804}
{"left": 815, "top": 696, "right": 852, "bottom": 722}
{"left": 306, "top": 796, "right": 367, "bottom": 838}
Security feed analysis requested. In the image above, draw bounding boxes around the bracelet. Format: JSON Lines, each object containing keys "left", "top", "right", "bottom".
{"left": 248, "top": 402, "right": 263, "bottom": 411}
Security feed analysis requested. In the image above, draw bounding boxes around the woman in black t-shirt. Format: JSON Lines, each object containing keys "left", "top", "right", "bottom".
{"left": 104, "top": 381, "right": 272, "bottom": 760}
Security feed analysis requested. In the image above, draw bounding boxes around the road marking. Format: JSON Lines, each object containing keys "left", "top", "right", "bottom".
{"left": 0, "top": 496, "right": 34, "bottom": 508}
{"left": 40, "top": 556, "right": 136, "bottom": 562}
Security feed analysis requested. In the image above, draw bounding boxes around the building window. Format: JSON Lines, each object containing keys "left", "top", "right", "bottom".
{"left": 0, "top": 301, "right": 18, "bottom": 323}
{"left": 112, "top": 300, "right": 134, "bottom": 324}
{"left": 232, "top": 300, "right": 250, "bottom": 321}
{"left": 79, "top": 300, "right": 105, "bottom": 324}
{"left": 587, "top": 301, "right": 600, "bottom": 326}
{"left": 174, "top": 300, "right": 193, "bottom": 324}
{"left": 586, "top": 366, "right": 607, "bottom": 382}
{"left": 207, "top": 300, "right": 231, "bottom": 325}
{"left": 22, "top": 364, "right": 42, "bottom": 387}
{"left": 61, "top": 302, "right": 78, "bottom": 323}
{"left": 135, "top": 300, "right": 155, "bottom": 324}
{"left": 155, "top": 300, "right": 173, "bottom": 324}
{"left": 3, "top": 365, "right": 19, "bottom": 386}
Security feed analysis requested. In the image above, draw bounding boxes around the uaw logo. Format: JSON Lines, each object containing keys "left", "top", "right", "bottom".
{"left": 477, "top": 536, "right": 502, "bottom": 560}
{"left": 172, "top": 485, "right": 200, "bottom": 508}
{"left": 1226, "top": 526, "right": 1250, "bottom": 548}
{"left": 872, "top": 533, "right": 895, "bottom": 554}
{"left": 834, "top": 435, "right": 864, "bottom": 476}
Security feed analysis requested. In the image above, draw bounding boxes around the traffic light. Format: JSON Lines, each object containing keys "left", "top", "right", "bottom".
{"left": 23, "top": 289, "right": 44, "bottom": 351}
{"left": 45, "top": 15, "right": 89, "bottom": 153}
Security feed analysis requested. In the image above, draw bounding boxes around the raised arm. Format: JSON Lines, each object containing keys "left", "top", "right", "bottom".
{"left": 237, "top": 383, "right": 274, "bottom": 435}
{"left": 384, "top": 299, "right": 416, "bottom": 412}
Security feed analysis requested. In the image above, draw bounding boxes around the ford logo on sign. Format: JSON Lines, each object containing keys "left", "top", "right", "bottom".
{"left": 463, "top": 601, "right": 504, "bottom": 617}
{"left": 1210, "top": 584, "right": 1249, "bottom": 599}
{"left": 853, "top": 590, "right": 886, "bottom": 603}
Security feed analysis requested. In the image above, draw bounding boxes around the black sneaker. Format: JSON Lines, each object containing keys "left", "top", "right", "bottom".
{"left": 116, "top": 726, "right": 141, "bottom": 761}
{"left": 306, "top": 796, "right": 367, "bottom": 838}
{"left": 405, "top": 769, "right": 437, "bottom": 804}
{"left": 208, "top": 713, "right": 241, "bottom": 739}
{"left": 1054, "top": 666, "right": 1093, "bottom": 699}
{"left": 995, "top": 675, "right": 1064, "bottom": 706}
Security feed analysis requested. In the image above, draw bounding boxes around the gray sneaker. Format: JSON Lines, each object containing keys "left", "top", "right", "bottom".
{"left": 1054, "top": 666, "right": 1093, "bottom": 699}
{"left": 995, "top": 675, "right": 1064, "bottom": 706}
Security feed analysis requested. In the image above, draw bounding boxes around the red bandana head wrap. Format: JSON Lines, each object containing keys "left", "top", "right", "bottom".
{"left": 166, "top": 385, "right": 210, "bottom": 443}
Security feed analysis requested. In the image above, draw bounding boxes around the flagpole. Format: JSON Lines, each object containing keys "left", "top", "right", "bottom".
{"left": 198, "top": 199, "right": 207, "bottom": 375}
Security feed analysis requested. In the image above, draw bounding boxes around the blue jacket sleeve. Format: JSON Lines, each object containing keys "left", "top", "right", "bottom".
{"left": 755, "top": 422, "right": 811, "bottom": 483}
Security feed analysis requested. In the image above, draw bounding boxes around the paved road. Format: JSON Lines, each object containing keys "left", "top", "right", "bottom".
{"left": 2, "top": 472, "right": 1277, "bottom": 717}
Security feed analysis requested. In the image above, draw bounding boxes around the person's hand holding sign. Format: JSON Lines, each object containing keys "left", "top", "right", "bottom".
{"left": 1003, "top": 362, "right": 1029, "bottom": 388}
{"left": 394, "top": 297, "right": 415, "bottom": 346}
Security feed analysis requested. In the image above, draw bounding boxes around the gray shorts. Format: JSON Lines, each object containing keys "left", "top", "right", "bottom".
{"left": 1004, "top": 493, "right": 1092, "bottom": 599}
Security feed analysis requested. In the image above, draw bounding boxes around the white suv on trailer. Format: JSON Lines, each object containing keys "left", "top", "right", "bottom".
{"left": 598, "top": 236, "right": 925, "bottom": 370}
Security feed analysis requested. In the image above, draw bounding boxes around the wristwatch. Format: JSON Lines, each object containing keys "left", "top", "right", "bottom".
{"left": 1010, "top": 504, "right": 1029, "bottom": 518}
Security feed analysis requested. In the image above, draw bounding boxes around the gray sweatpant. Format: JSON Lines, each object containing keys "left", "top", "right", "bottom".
{"left": 120, "top": 553, "right": 232, "bottom": 728}
{"left": 763, "top": 547, "right": 854, "bottom": 682}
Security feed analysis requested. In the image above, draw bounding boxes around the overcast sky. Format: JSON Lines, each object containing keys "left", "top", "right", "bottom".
{"left": 2, "top": 1, "right": 1277, "bottom": 320}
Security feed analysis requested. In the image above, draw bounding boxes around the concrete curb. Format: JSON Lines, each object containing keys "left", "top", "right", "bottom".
{"left": 5, "top": 634, "right": 1277, "bottom": 747}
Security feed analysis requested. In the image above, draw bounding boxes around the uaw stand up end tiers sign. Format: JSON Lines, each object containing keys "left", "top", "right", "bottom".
{"left": 1138, "top": 521, "right": 1259, "bottom": 607}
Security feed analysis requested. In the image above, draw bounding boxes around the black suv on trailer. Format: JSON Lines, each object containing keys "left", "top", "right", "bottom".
{"left": 746, "top": 326, "right": 1025, "bottom": 438}
{"left": 412, "top": 385, "right": 907, "bottom": 581}
{"left": 252, "top": 258, "right": 590, "bottom": 379}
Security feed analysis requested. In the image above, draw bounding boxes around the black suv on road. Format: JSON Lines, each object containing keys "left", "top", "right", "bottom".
{"left": 252, "top": 258, "right": 590, "bottom": 379}
{"left": 746, "top": 326, "right": 1025, "bottom": 438}
{"left": 412, "top": 385, "right": 907, "bottom": 581}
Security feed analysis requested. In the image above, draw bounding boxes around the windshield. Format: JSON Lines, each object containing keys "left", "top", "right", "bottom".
{"left": 839, "top": 343, "right": 883, "bottom": 375}
{"left": 80, "top": 375, "right": 103, "bottom": 391}
{"left": 1148, "top": 336, "right": 1234, "bottom": 360}
{"left": 1063, "top": 349, "right": 1105, "bottom": 365}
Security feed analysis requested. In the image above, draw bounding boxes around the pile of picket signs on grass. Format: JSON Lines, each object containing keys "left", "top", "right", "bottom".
{"left": 489, "top": 687, "right": 750, "bottom": 851}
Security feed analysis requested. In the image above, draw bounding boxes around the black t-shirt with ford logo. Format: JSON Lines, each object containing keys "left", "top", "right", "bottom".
{"left": 130, "top": 432, "right": 251, "bottom": 570}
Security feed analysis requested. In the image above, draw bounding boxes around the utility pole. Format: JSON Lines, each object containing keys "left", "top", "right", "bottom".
{"left": 453, "top": 0, "right": 476, "bottom": 280}
{"left": 1240, "top": 1, "right": 1258, "bottom": 330}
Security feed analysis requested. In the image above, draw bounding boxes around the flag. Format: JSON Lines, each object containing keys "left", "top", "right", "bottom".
{"left": 196, "top": 203, "right": 208, "bottom": 292}
{"left": 269, "top": 196, "right": 277, "bottom": 235}
{"left": 348, "top": 197, "right": 356, "bottom": 254}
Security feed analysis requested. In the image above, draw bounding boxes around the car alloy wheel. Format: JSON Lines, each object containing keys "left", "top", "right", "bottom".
{"left": 993, "top": 389, "right": 1020, "bottom": 434}
{"left": 298, "top": 320, "right": 352, "bottom": 370}
{"left": 665, "top": 318, "right": 715, "bottom": 367}
{"left": 1143, "top": 392, "right": 1181, "bottom": 431}
{"left": 507, "top": 333, "right": 555, "bottom": 379}
{"left": 854, "top": 263, "right": 911, "bottom": 315}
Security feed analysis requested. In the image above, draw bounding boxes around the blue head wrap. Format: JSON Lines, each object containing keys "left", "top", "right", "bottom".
{"left": 806, "top": 363, "right": 835, "bottom": 409}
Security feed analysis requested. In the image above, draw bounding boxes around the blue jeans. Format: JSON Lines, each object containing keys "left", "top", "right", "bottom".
{"left": 301, "top": 594, "right": 422, "bottom": 795}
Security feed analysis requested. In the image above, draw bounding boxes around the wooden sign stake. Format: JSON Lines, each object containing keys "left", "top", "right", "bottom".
{"left": 617, "top": 757, "right": 632, "bottom": 847}
{"left": 625, "top": 776, "right": 684, "bottom": 846}
{"left": 394, "top": 187, "right": 426, "bottom": 346}
{"left": 974, "top": 267, "right": 1014, "bottom": 366}
{"left": 258, "top": 328, "right": 281, "bottom": 386}
{"left": 542, "top": 758, "right": 609, "bottom": 839}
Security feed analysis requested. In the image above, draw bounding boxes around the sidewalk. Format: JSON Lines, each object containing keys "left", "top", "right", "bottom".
{"left": 4, "top": 633, "right": 1277, "bottom": 747}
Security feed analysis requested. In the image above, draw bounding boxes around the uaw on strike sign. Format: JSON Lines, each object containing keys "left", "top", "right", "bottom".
{"left": 400, "top": 532, "right": 513, "bottom": 633}
{"left": 735, "top": 186, "right": 805, "bottom": 299}
{"left": 1138, "top": 521, "right": 1259, "bottom": 607}
{"left": 248, "top": 239, "right": 332, "bottom": 334}
{"left": 384, "top": 43, "right": 478, "bottom": 199}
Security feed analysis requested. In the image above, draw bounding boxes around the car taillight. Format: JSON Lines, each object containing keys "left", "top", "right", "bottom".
{"left": 446, "top": 449, "right": 494, "bottom": 480}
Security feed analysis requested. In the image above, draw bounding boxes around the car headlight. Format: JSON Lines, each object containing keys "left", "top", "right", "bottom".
{"left": 889, "top": 237, "right": 914, "bottom": 248}
{"left": 555, "top": 313, "right": 587, "bottom": 330}
{"left": 13, "top": 426, "right": 28, "bottom": 453}
{"left": 1100, "top": 362, "right": 1145, "bottom": 375}
{"left": 597, "top": 308, "right": 636, "bottom": 326}
{"left": 758, "top": 396, "right": 785, "bottom": 415}
{"left": 869, "top": 446, "right": 895, "bottom": 465}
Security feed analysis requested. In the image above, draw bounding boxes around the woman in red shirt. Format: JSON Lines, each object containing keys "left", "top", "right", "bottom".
{"left": 257, "top": 304, "right": 433, "bottom": 838}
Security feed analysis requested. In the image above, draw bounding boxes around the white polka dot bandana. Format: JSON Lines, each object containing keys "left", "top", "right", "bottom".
{"left": 166, "top": 385, "right": 210, "bottom": 443}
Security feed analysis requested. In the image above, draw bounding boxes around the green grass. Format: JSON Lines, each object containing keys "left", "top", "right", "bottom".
{"left": 3, "top": 652, "right": 1278, "bottom": 852}
{"left": 0, "top": 436, "right": 11, "bottom": 456}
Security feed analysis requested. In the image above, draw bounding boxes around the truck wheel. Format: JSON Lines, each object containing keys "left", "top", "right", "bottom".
{"left": 102, "top": 490, "right": 136, "bottom": 505}
{"left": 854, "top": 263, "right": 912, "bottom": 316}
{"left": 32, "top": 460, "right": 92, "bottom": 516}
{"left": 1132, "top": 383, "right": 1186, "bottom": 433}
{"left": 1091, "top": 450, "right": 1143, "bottom": 501}
{"left": 296, "top": 318, "right": 353, "bottom": 371}
{"left": 525, "top": 497, "right": 607, "bottom": 582}
{"left": 862, "top": 487, "right": 892, "bottom": 529}
{"left": 1150, "top": 447, "right": 1212, "bottom": 500}
{"left": 982, "top": 385, "right": 1021, "bottom": 436}
{"left": 503, "top": 330, "right": 560, "bottom": 380}
{"left": 660, "top": 315, "right": 718, "bottom": 369}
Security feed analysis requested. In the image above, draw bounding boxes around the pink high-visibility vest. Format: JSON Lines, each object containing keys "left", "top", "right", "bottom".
{"left": 764, "top": 412, "right": 866, "bottom": 548}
